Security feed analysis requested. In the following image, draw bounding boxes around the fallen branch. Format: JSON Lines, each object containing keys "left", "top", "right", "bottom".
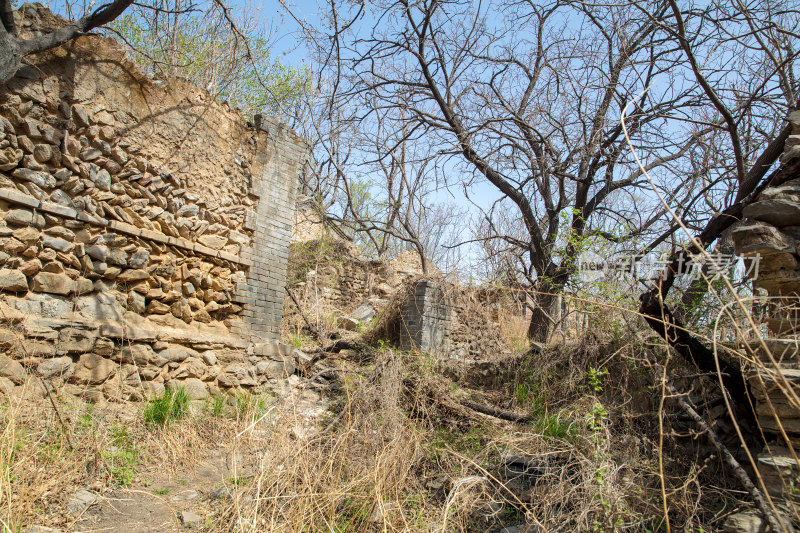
{"left": 285, "top": 286, "right": 319, "bottom": 340}
{"left": 653, "top": 364, "right": 787, "bottom": 533}
{"left": 461, "top": 400, "right": 531, "bottom": 423}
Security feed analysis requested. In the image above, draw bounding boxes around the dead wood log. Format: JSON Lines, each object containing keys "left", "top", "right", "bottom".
{"left": 461, "top": 400, "right": 532, "bottom": 423}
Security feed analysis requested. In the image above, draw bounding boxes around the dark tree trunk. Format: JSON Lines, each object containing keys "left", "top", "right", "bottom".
{"left": 0, "top": 30, "right": 22, "bottom": 84}
{"left": 527, "top": 281, "right": 561, "bottom": 343}
{"left": 640, "top": 292, "right": 754, "bottom": 420}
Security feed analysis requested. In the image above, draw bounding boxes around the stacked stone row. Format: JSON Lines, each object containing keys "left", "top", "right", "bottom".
{"left": 731, "top": 110, "right": 800, "bottom": 521}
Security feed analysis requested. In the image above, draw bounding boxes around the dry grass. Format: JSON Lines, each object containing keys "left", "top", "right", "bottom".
{"left": 0, "top": 320, "right": 781, "bottom": 533}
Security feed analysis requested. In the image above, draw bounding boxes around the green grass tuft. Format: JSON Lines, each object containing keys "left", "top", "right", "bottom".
{"left": 143, "top": 386, "right": 190, "bottom": 427}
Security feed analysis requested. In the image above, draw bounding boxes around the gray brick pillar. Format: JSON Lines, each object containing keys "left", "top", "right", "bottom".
{"left": 235, "top": 117, "right": 308, "bottom": 341}
{"left": 400, "top": 280, "right": 453, "bottom": 353}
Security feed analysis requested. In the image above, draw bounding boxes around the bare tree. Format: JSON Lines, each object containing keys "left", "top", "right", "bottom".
{"left": 324, "top": 0, "right": 720, "bottom": 340}
{"left": 290, "top": 5, "right": 465, "bottom": 274}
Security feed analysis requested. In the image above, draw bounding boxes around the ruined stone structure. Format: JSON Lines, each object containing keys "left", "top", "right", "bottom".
{"left": 0, "top": 5, "right": 306, "bottom": 401}
{"left": 729, "top": 110, "right": 800, "bottom": 530}
{"left": 398, "top": 280, "right": 453, "bottom": 353}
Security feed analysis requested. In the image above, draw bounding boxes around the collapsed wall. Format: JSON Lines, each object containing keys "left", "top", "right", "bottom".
{"left": 729, "top": 110, "right": 800, "bottom": 529}
{"left": 0, "top": 5, "right": 307, "bottom": 401}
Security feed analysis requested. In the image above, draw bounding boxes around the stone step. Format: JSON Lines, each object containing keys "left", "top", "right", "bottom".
{"left": 757, "top": 446, "right": 800, "bottom": 500}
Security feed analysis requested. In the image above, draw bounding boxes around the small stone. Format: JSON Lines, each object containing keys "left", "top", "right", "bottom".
{"left": 210, "top": 486, "right": 229, "bottom": 499}
{"left": 5, "top": 208, "right": 44, "bottom": 227}
{"left": 351, "top": 302, "right": 377, "bottom": 322}
{"left": 33, "top": 144, "right": 52, "bottom": 163}
{"left": 13, "top": 226, "right": 39, "bottom": 245}
{"left": 175, "top": 378, "right": 208, "bottom": 400}
{"left": 72, "top": 105, "right": 90, "bottom": 127}
{"left": 45, "top": 226, "right": 75, "bottom": 240}
{"left": 67, "top": 489, "right": 98, "bottom": 514}
{"left": 176, "top": 204, "right": 199, "bottom": 217}
{"left": 0, "top": 377, "right": 14, "bottom": 395}
{"left": 0, "top": 269, "right": 28, "bottom": 291}
{"left": 227, "top": 230, "right": 249, "bottom": 245}
{"left": 159, "top": 346, "right": 198, "bottom": 362}
{"left": 49, "top": 189, "right": 74, "bottom": 208}
{"left": 0, "top": 146, "right": 23, "bottom": 170}
{"left": 128, "top": 249, "right": 150, "bottom": 269}
{"left": 19, "top": 258, "right": 41, "bottom": 276}
{"left": 721, "top": 512, "right": 768, "bottom": 533}
{"left": 113, "top": 344, "right": 157, "bottom": 366}
{"left": 42, "top": 261, "right": 64, "bottom": 274}
{"left": 0, "top": 355, "right": 25, "bottom": 384}
{"left": 69, "top": 353, "right": 116, "bottom": 385}
{"left": 146, "top": 300, "right": 170, "bottom": 314}
{"left": 127, "top": 291, "right": 145, "bottom": 313}
{"left": 24, "top": 526, "right": 63, "bottom": 533}
{"left": 337, "top": 316, "right": 359, "bottom": 331}
{"left": 117, "top": 269, "right": 149, "bottom": 283}
{"left": 80, "top": 148, "right": 101, "bottom": 161}
{"left": 94, "top": 338, "right": 115, "bottom": 356}
{"left": 180, "top": 510, "right": 202, "bottom": 527}
{"left": 198, "top": 234, "right": 227, "bottom": 250}
{"left": 58, "top": 328, "right": 96, "bottom": 353}
{"left": 171, "top": 489, "right": 199, "bottom": 502}
{"left": 42, "top": 235, "right": 73, "bottom": 253}
{"left": 93, "top": 168, "right": 111, "bottom": 191}
{"left": 86, "top": 245, "right": 109, "bottom": 262}
{"left": 201, "top": 351, "right": 217, "bottom": 365}
{"left": 12, "top": 167, "right": 55, "bottom": 189}
{"left": 22, "top": 154, "right": 46, "bottom": 171}
{"left": 107, "top": 248, "right": 128, "bottom": 266}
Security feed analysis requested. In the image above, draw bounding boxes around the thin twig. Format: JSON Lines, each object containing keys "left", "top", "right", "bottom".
{"left": 41, "top": 376, "right": 74, "bottom": 451}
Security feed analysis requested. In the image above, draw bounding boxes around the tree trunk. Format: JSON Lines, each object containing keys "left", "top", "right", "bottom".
{"left": 527, "top": 282, "right": 561, "bottom": 342}
{"left": 0, "top": 32, "right": 22, "bottom": 85}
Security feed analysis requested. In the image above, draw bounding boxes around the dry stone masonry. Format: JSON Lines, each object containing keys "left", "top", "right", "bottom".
{"left": 0, "top": 5, "right": 307, "bottom": 402}
{"left": 729, "top": 109, "right": 800, "bottom": 530}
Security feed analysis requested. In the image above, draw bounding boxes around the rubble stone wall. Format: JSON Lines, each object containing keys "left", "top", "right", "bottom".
{"left": 731, "top": 109, "right": 800, "bottom": 522}
{"left": 0, "top": 5, "right": 306, "bottom": 402}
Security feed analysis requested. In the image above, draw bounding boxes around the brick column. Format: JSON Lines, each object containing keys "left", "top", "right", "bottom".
{"left": 400, "top": 280, "right": 453, "bottom": 353}
{"left": 234, "top": 117, "right": 308, "bottom": 341}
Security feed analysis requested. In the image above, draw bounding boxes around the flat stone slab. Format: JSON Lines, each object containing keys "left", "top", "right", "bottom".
{"left": 67, "top": 489, "right": 99, "bottom": 514}
{"left": 743, "top": 199, "right": 800, "bottom": 227}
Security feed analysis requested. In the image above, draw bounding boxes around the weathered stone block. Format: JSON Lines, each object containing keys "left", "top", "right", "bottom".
{"left": 0, "top": 355, "right": 25, "bottom": 384}
{"left": 0, "top": 269, "right": 28, "bottom": 291}
{"left": 57, "top": 327, "right": 97, "bottom": 354}
{"left": 37, "top": 356, "right": 73, "bottom": 379}
{"left": 69, "top": 353, "right": 116, "bottom": 385}
{"left": 31, "top": 272, "right": 73, "bottom": 295}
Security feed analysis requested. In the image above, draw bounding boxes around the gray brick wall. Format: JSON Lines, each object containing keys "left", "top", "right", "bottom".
{"left": 232, "top": 117, "right": 308, "bottom": 341}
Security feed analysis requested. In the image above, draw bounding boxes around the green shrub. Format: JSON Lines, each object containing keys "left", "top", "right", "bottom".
{"left": 143, "top": 387, "right": 190, "bottom": 427}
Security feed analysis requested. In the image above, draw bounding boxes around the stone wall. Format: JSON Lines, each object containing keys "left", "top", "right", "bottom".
{"left": 286, "top": 238, "right": 429, "bottom": 318}
{"left": 0, "top": 5, "right": 306, "bottom": 402}
{"left": 728, "top": 109, "right": 800, "bottom": 529}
